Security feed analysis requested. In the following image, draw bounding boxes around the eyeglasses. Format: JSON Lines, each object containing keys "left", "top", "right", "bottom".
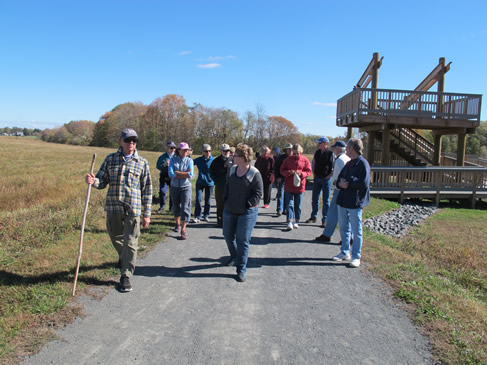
{"left": 124, "top": 137, "right": 137, "bottom": 144}
{"left": 169, "top": 147, "right": 176, "bottom": 150}
{"left": 222, "top": 150, "right": 230, "bottom": 153}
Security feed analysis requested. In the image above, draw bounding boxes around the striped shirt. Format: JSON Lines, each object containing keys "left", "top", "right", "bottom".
{"left": 94, "top": 147, "right": 152, "bottom": 217}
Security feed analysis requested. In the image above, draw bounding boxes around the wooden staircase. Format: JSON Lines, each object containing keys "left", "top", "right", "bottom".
{"left": 376, "top": 128, "right": 434, "bottom": 166}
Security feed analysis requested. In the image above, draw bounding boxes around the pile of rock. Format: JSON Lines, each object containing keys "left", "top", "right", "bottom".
{"left": 363, "top": 202, "right": 437, "bottom": 238}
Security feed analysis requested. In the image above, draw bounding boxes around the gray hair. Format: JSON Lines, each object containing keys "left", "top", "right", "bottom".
{"left": 260, "top": 145, "right": 270, "bottom": 155}
{"left": 347, "top": 138, "right": 363, "bottom": 155}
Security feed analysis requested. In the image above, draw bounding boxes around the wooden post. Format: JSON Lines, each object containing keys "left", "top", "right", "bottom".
{"left": 346, "top": 126, "right": 353, "bottom": 140}
{"left": 367, "top": 131, "right": 376, "bottom": 165}
{"left": 457, "top": 133, "right": 466, "bottom": 166}
{"left": 433, "top": 134, "right": 442, "bottom": 166}
{"left": 371, "top": 52, "right": 380, "bottom": 111}
{"left": 437, "top": 57, "right": 446, "bottom": 115}
{"left": 381, "top": 128, "right": 391, "bottom": 166}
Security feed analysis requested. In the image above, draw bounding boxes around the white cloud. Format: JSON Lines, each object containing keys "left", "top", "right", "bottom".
{"left": 197, "top": 63, "right": 221, "bottom": 69}
{"left": 313, "top": 102, "right": 337, "bottom": 107}
{"left": 178, "top": 50, "right": 192, "bottom": 56}
{"left": 208, "top": 56, "right": 224, "bottom": 61}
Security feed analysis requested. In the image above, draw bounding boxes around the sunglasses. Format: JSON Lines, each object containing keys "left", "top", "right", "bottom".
{"left": 124, "top": 137, "right": 138, "bottom": 143}
{"left": 204, "top": 150, "right": 211, "bottom": 153}
{"left": 169, "top": 147, "right": 176, "bottom": 150}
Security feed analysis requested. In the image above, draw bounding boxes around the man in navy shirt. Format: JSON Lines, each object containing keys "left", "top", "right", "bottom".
{"left": 332, "top": 138, "right": 370, "bottom": 268}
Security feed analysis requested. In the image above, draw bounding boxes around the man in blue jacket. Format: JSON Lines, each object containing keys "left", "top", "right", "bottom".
{"left": 332, "top": 138, "right": 370, "bottom": 268}
{"left": 192, "top": 144, "right": 215, "bottom": 222}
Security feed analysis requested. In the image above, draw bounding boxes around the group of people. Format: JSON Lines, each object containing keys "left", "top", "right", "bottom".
{"left": 86, "top": 128, "right": 370, "bottom": 292}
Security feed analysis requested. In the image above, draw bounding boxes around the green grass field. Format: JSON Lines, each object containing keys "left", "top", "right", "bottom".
{"left": 0, "top": 137, "right": 485, "bottom": 364}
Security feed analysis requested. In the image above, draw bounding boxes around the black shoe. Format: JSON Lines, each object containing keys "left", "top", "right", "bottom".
{"left": 116, "top": 259, "right": 122, "bottom": 268}
{"left": 236, "top": 273, "right": 246, "bottom": 282}
{"left": 305, "top": 217, "right": 317, "bottom": 223}
{"left": 315, "top": 234, "right": 331, "bottom": 242}
{"left": 275, "top": 211, "right": 282, "bottom": 217}
{"left": 320, "top": 222, "right": 326, "bottom": 228}
{"left": 120, "top": 275, "right": 132, "bottom": 292}
{"left": 225, "top": 257, "right": 235, "bottom": 266}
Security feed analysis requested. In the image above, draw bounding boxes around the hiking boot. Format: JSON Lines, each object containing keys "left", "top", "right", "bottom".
{"left": 332, "top": 252, "right": 351, "bottom": 262}
{"left": 181, "top": 231, "right": 187, "bottom": 240}
{"left": 286, "top": 222, "right": 293, "bottom": 231}
{"left": 236, "top": 273, "right": 246, "bottom": 282}
{"left": 305, "top": 217, "right": 317, "bottom": 223}
{"left": 315, "top": 234, "right": 331, "bottom": 242}
{"left": 275, "top": 211, "right": 282, "bottom": 217}
{"left": 173, "top": 224, "right": 180, "bottom": 233}
{"left": 349, "top": 259, "right": 361, "bottom": 268}
{"left": 120, "top": 275, "right": 132, "bottom": 292}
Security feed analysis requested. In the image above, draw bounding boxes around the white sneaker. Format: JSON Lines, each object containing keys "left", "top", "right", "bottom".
{"left": 332, "top": 252, "right": 351, "bottom": 262}
{"left": 202, "top": 217, "right": 210, "bottom": 222}
{"left": 349, "top": 259, "right": 361, "bottom": 268}
{"left": 286, "top": 222, "right": 293, "bottom": 231}
{"left": 191, "top": 218, "right": 200, "bottom": 223}
{"left": 293, "top": 222, "right": 299, "bottom": 229}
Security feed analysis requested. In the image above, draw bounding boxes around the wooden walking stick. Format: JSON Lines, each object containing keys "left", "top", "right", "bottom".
{"left": 72, "top": 153, "right": 96, "bottom": 296}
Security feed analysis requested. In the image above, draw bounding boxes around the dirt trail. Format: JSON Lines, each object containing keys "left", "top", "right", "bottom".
{"left": 27, "top": 190, "right": 432, "bottom": 364}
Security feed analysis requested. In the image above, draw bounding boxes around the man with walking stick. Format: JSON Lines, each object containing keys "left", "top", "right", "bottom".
{"left": 85, "top": 128, "right": 152, "bottom": 292}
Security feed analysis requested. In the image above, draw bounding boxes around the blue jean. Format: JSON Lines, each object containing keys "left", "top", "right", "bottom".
{"left": 223, "top": 207, "right": 258, "bottom": 276}
{"left": 159, "top": 178, "right": 172, "bottom": 210}
{"left": 337, "top": 205, "right": 363, "bottom": 260}
{"left": 311, "top": 177, "right": 331, "bottom": 223}
{"left": 284, "top": 191, "right": 303, "bottom": 222}
{"left": 276, "top": 179, "right": 285, "bottom": 213}
{"left": 194, "top": 185, "right": 214, "bottom": 219}
{"left": 323, "top": 190, "right": 339, "bottom": 237}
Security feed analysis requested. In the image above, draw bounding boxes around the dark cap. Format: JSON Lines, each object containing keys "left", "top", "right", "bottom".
{"left": 316, "top": 136, "right": 329, "bottom": 144}
{"left": 331, "top": 140, "right": 346, "bottom": 148}
{"left": 120, "top": 128, "right": 138, "bottom": 140}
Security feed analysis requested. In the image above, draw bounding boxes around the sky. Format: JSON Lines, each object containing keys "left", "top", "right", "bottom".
{"left": 1, "top": 0, "right": 486, "bottom": 138}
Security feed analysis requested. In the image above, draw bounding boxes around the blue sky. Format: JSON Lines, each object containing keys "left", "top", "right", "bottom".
{"left": 1, "top": 0, "right": 486, "bottom": 137}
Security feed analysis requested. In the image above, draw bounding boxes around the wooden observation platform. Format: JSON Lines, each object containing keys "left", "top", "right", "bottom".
{"left": 336, "top": 53, "right": 482, "bottom": 167}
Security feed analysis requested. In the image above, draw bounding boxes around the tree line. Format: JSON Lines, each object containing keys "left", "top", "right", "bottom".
{"left": 38, "top": 94, "right": 335, "bottom": 154}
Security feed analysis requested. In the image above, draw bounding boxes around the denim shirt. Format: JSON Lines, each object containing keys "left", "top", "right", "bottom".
{"left": 169, "top": 155, "right": 194, "bottom": 188}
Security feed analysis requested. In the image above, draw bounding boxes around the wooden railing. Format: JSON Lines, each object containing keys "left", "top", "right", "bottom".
{"left": 337, "top": 88, "right": 482, "bottom": 125}
{"left": 442, "top": 153, "right": 487, "bottom": 167}
{"left": 370, "top": 166, "right": 487, "bottom": 207}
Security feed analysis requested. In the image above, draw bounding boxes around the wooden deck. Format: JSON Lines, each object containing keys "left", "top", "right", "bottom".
{"left": 337, "top": 88, "right": 482, "bottom": 130}
{"left": 370, "top": 166, "right": 487, "bottom": 207}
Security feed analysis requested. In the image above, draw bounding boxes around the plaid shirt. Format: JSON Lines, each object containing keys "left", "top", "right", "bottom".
{"left": 94, "top": 147, "right": 152, "bottom": 217}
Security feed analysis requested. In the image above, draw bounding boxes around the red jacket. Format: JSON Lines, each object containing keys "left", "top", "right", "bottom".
{"left": 280, "top": 155, "right": 312, "bottom": 193}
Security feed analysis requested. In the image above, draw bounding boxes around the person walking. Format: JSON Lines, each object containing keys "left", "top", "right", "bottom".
{"left": 315, "top": 140, "right": 350, "bottom": 242}
{"left": 85, "top": 128, "right": 152, "bottom": 293}
{"left": 169, "top": 142, "right": 194, "bottom": 240}
{"left": 192, "top": 144, "right": 214, "bottom": 223}
{"left": 332, "top": 138, "right": 371, "bottom": 268}
{"left": 254, "top": 146, "right": 274, "bottom": 209}
{"left": 209, "top": 143, "right": 233, "bottom": 227}
{"left": 280, "top": 144, "right": 312, "bottom": 231}
{"left": 155, "top": 140, "right": 176, "bottom": 213}
{"left": 223, "top": 143, "right": 263, "bottom": 282}
{"left": 273, "top": 143, "right": 292, "bottom": 217}
{"left": 306, "top": 136, "right": 334, "bottom": 228}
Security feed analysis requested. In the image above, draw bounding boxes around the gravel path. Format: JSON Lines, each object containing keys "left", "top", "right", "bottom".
{"left": 27, "top": 189, "right": 433, "bottom": 364}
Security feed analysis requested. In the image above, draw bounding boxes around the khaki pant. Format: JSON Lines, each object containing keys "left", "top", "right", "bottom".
{"left": 106, "top": 213, "right": 140, "bottom": 277}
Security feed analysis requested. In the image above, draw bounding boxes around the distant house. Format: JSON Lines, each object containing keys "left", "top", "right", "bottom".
{"left": 15, "top": 132, "right": 24, "bottom": 137}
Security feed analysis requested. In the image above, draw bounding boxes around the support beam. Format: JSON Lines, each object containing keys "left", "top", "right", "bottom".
{"left": 381, "top": 128, "right": 391, "bottom": 166}
{"left": 457, "top": 133, "right": 466, "bottom": 166}
{"left": 367, "top": 131, "right": 376, "bottom": 165}
{"left": 346, "top": 126, "right": 353, "bottom": 140}
{"left": 433, "top": 134, "right": 442, "bottom": 166}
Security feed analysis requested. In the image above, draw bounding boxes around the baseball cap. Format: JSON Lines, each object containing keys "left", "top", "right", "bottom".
{"left": 220, "top": 143, "right": 231, "bottom": 151}
{"left": 284, "top": 143, "right": 293, "bottom": 149}
{"left": 316, "top": 136, "right": 329, "bottom": 144}
{"left": 167, "top": 140, "right": 176, "bottom": 148}
{"left": 120, "top": 128, "right": 138, "bottom": 140}
{"left": 331, "top": 140, "right": 346, "bottom": 148}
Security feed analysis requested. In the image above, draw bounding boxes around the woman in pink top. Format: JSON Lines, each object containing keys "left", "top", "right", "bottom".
{"left": 280, "top": 144, "right": 312, "bottom": 231}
